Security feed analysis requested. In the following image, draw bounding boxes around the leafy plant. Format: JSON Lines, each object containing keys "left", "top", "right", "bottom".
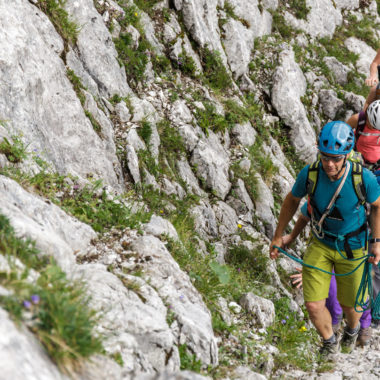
{"left": 36, "top": 0, "right": 79, "bottom": 47}
{"left": 200, "top": 47, "right": 232, "bottom": 91}
{"left": 137, "top": 120, "right": 152, "bottom": 145}
{"left": 288, "top": 0, "right": 310, "bottom": 20}
{"left": 67, "top": 69, "right": 86, "bottom": 105}
{"left": 0, "top": 214, "right": 104, "bottom": 373}
{"left": 114, "top": 32, "right": 150, "bottom": 86}
{"left": 266, "top": 298, "right": 319, "bottom": 371}
{"left": 173, "top": 52, "right": 198, "bottom": 78}
{"left": 195, "top": 102, "right": 228, "bottom": 135}
{"left": 178, "top": 344, "right": 202, "bottom": 372}
{"left": 85, "top": 111, "right": 102, "bottom": 134}
{"left": 0, "top": 136, "right": 28, "bottom": 163}
{"left": 226, "top": 245, "right": 269, "bottom": 285}
{"left": 271, "top": 11, "right": 294, "bottom": 39}
{"left": 133, "top": 0, "right": 161, "bottom": 17}
{"left": 209, "top": 261, "right": 231, "bottom": 285}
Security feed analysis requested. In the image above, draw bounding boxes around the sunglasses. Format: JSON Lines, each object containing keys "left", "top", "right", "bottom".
{"left": 319, "top": 152, "right": 345, "bottom": 162}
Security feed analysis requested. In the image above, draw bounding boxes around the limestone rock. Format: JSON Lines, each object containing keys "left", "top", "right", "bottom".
{"left": 253, "top": 173, "right": 276, "bottom": 239}
{"left": 239, "top": 292, "right": 275, "bottom": 328}
{"left": 323, "top": 56, "right": 350, "bottom": 85}
{"left": 143, "top": 215, "right": 179, "bottom": 241}
{"left": 176, "top": 158, "right": 206, "bottom": 197}
{"left": 0, "top": 176, "right": 96, "bottom": 272}
{"left": 126, "top": 145, "right": 141, "bottom": 184}
{"left": 271, "top": 48, "right": 317, "bottom": 163}
{"left": 181, "top": 0, "right": 228, "bottom": 65}
{"left": 222, "top": 18, "right": 254, "bottom": 78}
{"left": 191, "top": 200, "right": 219, "bottom": 239}
{"left": 131, "top": 236, "right": 219, "bottom": 367}
{"left": 191, "top": 132, "right": 231, "bottom": 200}
{"left": 344, "top": 91, "right": 365, "bottom": 113}
{"left": 0, "top": 0, "right": 123, "bottom": 190}
{"left": 74, "top": 264, "right": 180, "bottom": 374}
{"left": 319, "top": 89, "right": 344, "bottom": 119}
{"left": 0, "top": 308, "right": 68, "bottom": 380}
{"left": 231, "top": 122, "right": 257, "bottom": 147}
{"left": 345, "top": 37, "right": 377, "bottom": 76}
{"left": 212, "top": 201, "right": 239, "bottom": 236}
{"left": 66, "top": 0, "right": 131, "bottom": 97}
{"left": 284, "top": 0, "right": 342, "bottom": 38}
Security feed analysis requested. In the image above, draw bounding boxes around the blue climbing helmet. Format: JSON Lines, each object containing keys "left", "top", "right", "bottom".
{"left": 318, "top": 121, "right": 355, "bottom": 155}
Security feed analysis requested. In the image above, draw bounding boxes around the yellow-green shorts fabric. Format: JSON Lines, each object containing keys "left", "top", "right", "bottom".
{"left": 302, "top": 237, "right": 367, "bottom": 307}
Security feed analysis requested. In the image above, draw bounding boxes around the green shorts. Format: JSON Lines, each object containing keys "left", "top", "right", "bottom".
{"left": 302, "top": 237, "right": 367, "bottom": 307}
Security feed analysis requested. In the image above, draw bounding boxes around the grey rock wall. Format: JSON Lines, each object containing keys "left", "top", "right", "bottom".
{"left": 0, "top": 0, "right": 379, "bottom": 378}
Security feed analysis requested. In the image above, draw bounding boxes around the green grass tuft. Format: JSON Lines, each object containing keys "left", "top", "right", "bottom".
{"left": 0, "top": 136, "right": 28, "bottom": 164}
{"left": 36, "top": 0, "right": 79, "bottom": 46}
{"left": 0, "top": 214, "right": 104, "bottom": 373}
{"left": 200, "top": 47, "right": 232, "bottom": 91}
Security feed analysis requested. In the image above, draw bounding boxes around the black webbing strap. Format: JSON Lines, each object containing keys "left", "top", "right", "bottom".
{"left": 343, "top": 223, "right": 368, "bottom": 259}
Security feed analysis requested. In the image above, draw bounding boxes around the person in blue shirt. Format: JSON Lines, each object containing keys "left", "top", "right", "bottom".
{"left": 270, "top": 121, "right": 380, "bottom": 360}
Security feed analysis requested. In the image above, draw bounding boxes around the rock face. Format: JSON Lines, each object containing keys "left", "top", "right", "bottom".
{"left": 191, "top": 133, "right": 231, "bottom": 199}
{"left": 0, "top": 176, "right": 96, "bottom": 272}
{"left": 74, "top": 263, "right": 180, "bottom": 375}
{"left": 345, "top": 37, "right": 378, "bottom": 76}
{"left": 130, "top": 236, "right": 218, "bottom": 367}
{"left": 0, "top": 0, "right": 123, "bottom": 190}
{"left": 271, "top": 48, "right": 317, "bottom": 163}
{"left": 284, "top": 0, "right": 342, "bottom": 38}
{"left": 0, "top": 0, "right": 379, "bottom": 379}
{"left": 179, "top": 0, "right": 227, "bottom": 64}
{"left": 66, "top": 0, "right": 131, "bottom": 98}
{"left": 0, "top": 308, "right": 68, "bottom": 380}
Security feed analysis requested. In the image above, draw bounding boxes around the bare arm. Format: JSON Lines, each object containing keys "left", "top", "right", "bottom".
{"left": 365, "top": 50, "right": 380, "bottom": 87}
{"left": 369, "top": 195, "right": 380, "bottom": 265}
{"left": 270, "top": 192, "right": 302, "bottom": 259}
{"left": 282, "top": 213, "right": 310, "bottom": 247}
{"left": 364, "top": 85, "right": 377, "bottom": 111}
{"left": 346, "top": 113, "right": 359, "bottom": 129}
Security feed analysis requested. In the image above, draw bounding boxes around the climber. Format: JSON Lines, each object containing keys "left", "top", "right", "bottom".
{"left": 344, "top": 99, "right": 380, "bottom": 332}
{"left": 269, "top": 121, "right": 380, "bottom": 360}
{"left": 365, "top": 49, "right": 380, "bottom": 87}
{"left": 283, "top": 207, "right": 374, "bottom": 347}
{"left": 346, "top": 99, "right": 380, "bottom": 175}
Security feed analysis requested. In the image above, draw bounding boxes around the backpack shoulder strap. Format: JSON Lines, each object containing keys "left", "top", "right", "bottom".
{"left": 306, "top": 160, "right": 320, "bottom": 196}
{"left": 348, "top": 150, "right": 364, "bottom": 165}
{"left": 351, "top": 161, "right": 366, "bottom": 205}
{"left": 355, "top": 111, "right": 367, "bottom": 145}
{"left": 357, "top": 111, "right": 366, "bottom": 132}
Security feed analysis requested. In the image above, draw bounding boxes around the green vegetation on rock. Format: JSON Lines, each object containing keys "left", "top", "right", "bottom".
{"left": 0, "top": 214, "right": 104, "bottom": 373}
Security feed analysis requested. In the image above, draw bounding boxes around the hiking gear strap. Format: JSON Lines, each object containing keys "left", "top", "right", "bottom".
{"left": 355, "top": 110, "right": 367, "bottom": 144}
{"left": 351, "top": 161, "right": 366, "bottom": 206}
{"left": 310, "top": 161, "right": 350, "bottom": 239}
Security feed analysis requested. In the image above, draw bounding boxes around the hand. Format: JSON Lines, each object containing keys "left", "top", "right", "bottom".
{"left": 290, "top": 267, "right": 303, "bottom": 288}
{"left": 365, "top": 75, "right": 379, "bottom": 87}
{"left": 270, "top": 237, "right": 283, "bottom": 260}
{"left": 282, "top": 234, "right": 294, "bottom": 247}
{"left": 369, "top": 243, "right": 380, "bottom": 265}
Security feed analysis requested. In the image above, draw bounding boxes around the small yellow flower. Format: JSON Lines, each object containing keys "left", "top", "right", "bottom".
{"left": 299, "top": 326, "right": 307, "bottom": 332}
{"left": 134, "top": 12, "right": 138, "bottom": 16}
{"left": 160, "top": 209, "right": 164, "bottom": 214}
{"left": 237, "top": 223, "right": 242, "bottom": 229}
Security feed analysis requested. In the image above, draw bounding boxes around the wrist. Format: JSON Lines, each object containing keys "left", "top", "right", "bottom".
{"left": 369, "top": 238, "right": 380, "bottom": 244}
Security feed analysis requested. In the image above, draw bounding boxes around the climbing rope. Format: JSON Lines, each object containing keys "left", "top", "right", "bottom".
{"left": 272, "top": 245, "right": 380, "bottom": 317}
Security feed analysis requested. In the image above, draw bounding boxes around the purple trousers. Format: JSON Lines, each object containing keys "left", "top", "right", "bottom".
{"left": 326, "top": 275, "right": 371, "bottom": 328}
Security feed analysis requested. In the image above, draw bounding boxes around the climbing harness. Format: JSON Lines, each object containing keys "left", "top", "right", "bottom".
{"left": 310, "top": 161, "right": 350, "bottom": 240}
{"left": 306, "top": 160, "right": 368, "bottom": 259}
